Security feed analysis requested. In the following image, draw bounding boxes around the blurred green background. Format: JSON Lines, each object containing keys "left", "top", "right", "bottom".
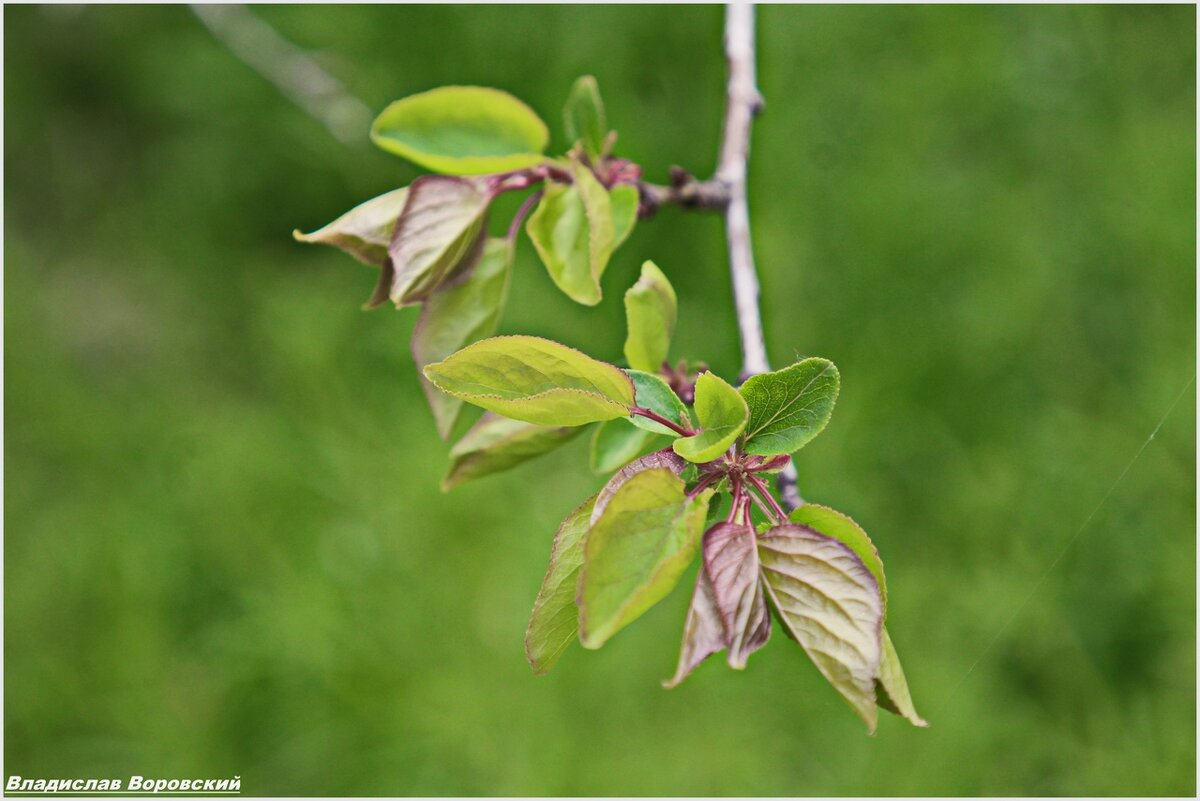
{"left": 5, "top": 4, "right": 1195, "bottom": 796}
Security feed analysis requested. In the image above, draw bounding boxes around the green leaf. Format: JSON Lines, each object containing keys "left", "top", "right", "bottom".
{"left": 591, "top": 449, "right": 688, "bottom": 525}
{"left": 376, "top": 175, "right": 491, "bottom": 308}
{"left": 703, "top": 522, "right": 771, "bottom": 669}
{"left": 758, "top": 523, "right": 884, "bottom": 733}
{"left": 578, "top": 468, "right": 714, "bottom": 649}
{"left": 876, "top": 628, "right": 928, "bottom": 727}
{"left": 525, "top": 161, "right": 616, "bottom": 306}
{"left": 423, "top": 335, "right": 635, "bottom": 426}
{"left": 663, "top": 568, "right": 724, "bottom": 688}
{"left": 525, "top": 493, "right": 598, "bottom": 674}
{"left": 627, "top": 370, "right": 689, "bottom": 436}
{"left": 789, "top": 504, "right": 887, "bottom": 616}
{"left": 672, "top": 372, "right": 749, "bottom": 463}
{"left": 293, "top": 187, "right": 409, "bottom": 267}
{"left": 371, "top": 86, "right": 548, "bottom": 175}
{"left": 610, "top": 184, "right": 639, "bottom": 248}
{"left": 563, "top": 75, "right": 607, "bottom": 160}
{"left": 412, "top": 238, "right": 512, "bottom": 439}
{"left": 442, "top": 413, "right": 582, "bottom": 491}
{"left": 623, "top": 261, "right": 677, "bottom": 373}
{"left": 590, "top": 420, "right": 662, "bottom": 474}
{"left": 740, "top": 358, "right": 840, "bottom": 455}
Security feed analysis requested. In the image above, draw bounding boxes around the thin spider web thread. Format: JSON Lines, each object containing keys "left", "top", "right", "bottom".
{"left": 925, "top": 373, "right": 1195, "bottom": 723}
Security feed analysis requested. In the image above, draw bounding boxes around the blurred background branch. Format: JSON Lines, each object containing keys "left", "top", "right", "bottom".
{"left": 191, "top": 4, "right": 371, "bottom": 145}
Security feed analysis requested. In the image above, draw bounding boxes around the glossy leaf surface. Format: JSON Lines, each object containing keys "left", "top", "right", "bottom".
{"left": 371, "top": 86, "right": 548, "bottom": 174}
{"left": 382, "top": 175, "right": 490, "bottom": 307}
{"left": 789, "top": 503, "right": 887, "bottom": 615}
{"left": 578, "top": 468, "right": 714, "bottom": 649}
{"left": 442, "top": 413, "right": 582, "bottom": 491}
{"left": 627, "top": 370, "right": 690, "bottom": 436}
{"left": 563, "top": 75, "right": 607, "bottom": 160}
{"left": 703, "top": 522, "right": 771, "bottom": 669}
{"left": 623, "top": 261, "right": 677, "bottom": 373}
{"left": 672, "top": 372, "right": 749, "bottom": 463}
{"left": 663, "top": 568, "right": 725, "bottom": 688}
{"left": 525, "top": 494, "right": 598, "bottom": 674}
{"left": 423, "top": 336, "right": 635, "bottom": 426}
{"left": 740, "top": 358, "right": 840, "bottom": 455}
{"left": 293, "top": 187, "right": 409, "bottom": 266}
{"left": 412, "top": 238, "right": 512, "bottom": 439}
{"left": 758, "top": 523, "right": 884, "bottom": 733}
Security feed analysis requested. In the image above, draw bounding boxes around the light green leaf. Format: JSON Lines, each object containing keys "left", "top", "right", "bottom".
{"left": 442, "top": 413, "right": 582, "bottom": 491}
{"left": 563, "top": 75, "right": 607, "bottom": 160}
{"left": 623, "top": 261, "right": 677, "bottom": 373}
{"left": 740, "top": 358, "right": 840, "bottom": 455}
{"left": 627, "top": 370, "right": 689, "bottom": 436}
{"left": 379, "top": 175, "right": 490, "bottom": 308}
{"left": 525, "top": 161, "right": 616, "bottom": 305}
{"left": 611, "top": 184, "right": 639, "bottom": 248}
{"left": 672, "top": 372, "right": 749, "bottom": 463}
{"left": 758, "top": 523, "right": 884, "bottom": 733}
{"left": 423, "top": 335, "right": 635, "bottom": 426}
{"left": 591, "top": 449, "right": 688, "bottom": 525}
{"left": 789, "top": 503, "right": 887, "bottom": 616}
{"left": 590, "top": 420, "right": 662, "bottom": 474}
{"left": 412, "top": 239, "right": 512, "bottom": 439}
{"left": 371, "top": 86, "right": 548, "bottom": 175}
{"left": 578, "top": 468, "right": 714, "bottom": 649}
{"left": 525, "top": 493, "right": 598, "bottom": 674}
{"left": 876, "top": 628, "right": 928, "bottom": 727}
{"left": 293, "top": 187, "right": 409, "bottom": 267}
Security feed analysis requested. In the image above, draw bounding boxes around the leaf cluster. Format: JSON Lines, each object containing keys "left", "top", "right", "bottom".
{"left": 296, "top": 78, "right": 925, "bottom": 733}
{"left": 296, "top": 78, "right": 642, "bottom": 438}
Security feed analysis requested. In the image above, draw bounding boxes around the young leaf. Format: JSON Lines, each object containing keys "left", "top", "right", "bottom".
{"left": 663, "top": 568, "right": 725, "bottom": 688}
{"left": 442, "top": 413, "right": 582, "bottom": 491}
{"left": 412, "top": 238, "right": 512, "bottom": 439}
{"left": 610, "top": 184, "right": 639, "bottom": 248}
{"left": 789, "top": 503, "right": 887, "bottom": 616}
{"left": 525, "top": 493, "right": 598, "bottom": 674}
{"left": 371, "top": 86, "right": 549, "bottom": 175}
{"left": 578, "top": 468, "right": 714, "bottom": 649}
{"left": 423, "top": 335, "right": 635, "bottom": 426}
{"left": 627, "top": 370, "right": 690, "bottom": 436}
{"left": 703, "top": 522, "right": 771, "bottom": 669}
{"left": 525, "top": 182, "right": 590, "bottom": 303}
{"left": 524, "top": 161, "right": 616, "bottom": 306}
{"left": 563, "top": 75, "right": 607, "bottom": 161}
{"left": 740, "top": 358, "right": 840, "bottom": 456}
{"left": 293, "top": 187, "right": 409, "bottom": 266}
{"left": 876, "top": 628, "right": 928, "bottom": 727}
{"left": 672, "top": 371, "right": 749, "bottom": 463}
{"left": 758, "top": 523, "right": 884, "bottom": 733}
{"left": 590, "top": 448, "right": 688, "bottom": 525}
{"left": 623, "top": 261, "right": 677, "bottom": 373}
{"left": 382, "top": 175, "right": 490, "bottom": 307}
{"left": 590, "top": 420, "right": 662, "bottom": 474}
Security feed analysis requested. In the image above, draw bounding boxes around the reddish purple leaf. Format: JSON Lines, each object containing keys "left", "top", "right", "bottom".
{"left": 703, "top": 522, "right": 771, "bottom": 668}
{"left": 662, "top": 568, "right": 725, "bottom": 688}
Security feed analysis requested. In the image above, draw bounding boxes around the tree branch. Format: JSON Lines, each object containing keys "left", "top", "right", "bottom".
{"left": 718, "top": 4, "right": 804, "bottom": 510}
{"left": 717, "top": 2, "right": 769, "bottom": 380}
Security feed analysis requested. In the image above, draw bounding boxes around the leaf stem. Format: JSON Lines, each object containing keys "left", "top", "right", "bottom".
{"left": 507, "top": 189, "right": 543, "bottom": 242}
{"left": 629, "top": 406, "right": 695, "bottom": 437}
{"left": 746, "top": 473, "right": 788, "bottom": 523}
{"left": 687, "top": 470, "right": 722, "bottom": 499}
